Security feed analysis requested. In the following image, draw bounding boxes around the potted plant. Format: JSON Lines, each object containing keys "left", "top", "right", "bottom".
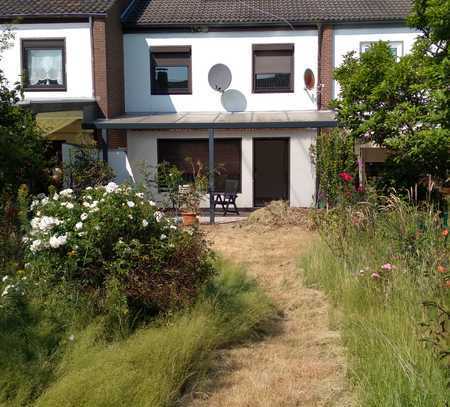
{"left": 180, "top": 159, "right": 208, "bottom": 226}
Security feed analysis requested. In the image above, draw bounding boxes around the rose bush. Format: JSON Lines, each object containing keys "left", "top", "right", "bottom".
{"left": 22, "top": 183, "right": 215, "bottom": 322}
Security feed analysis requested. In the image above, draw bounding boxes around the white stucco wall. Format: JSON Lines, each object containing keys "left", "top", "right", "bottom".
{"left": 124, "top": 30, "right": 319, "bottom": 113}
{"left": 126, "top": 129, "right": 316, "bottom": 208}
{"left": 333, "top": 26, "right": 418, "bottom": 97}
{"left": 0, "top": 23, "right": 93, "bottom": 100}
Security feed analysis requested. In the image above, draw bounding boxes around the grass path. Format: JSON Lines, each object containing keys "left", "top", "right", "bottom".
{"left": 184, "top": 223, "right": 353, "bottom": 407}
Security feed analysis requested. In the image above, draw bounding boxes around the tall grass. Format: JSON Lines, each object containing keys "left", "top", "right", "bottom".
{"left": 1, "top": 260, "right": 273, "bottom": 407}
{"left": 300, "top": 197, "right": 449, "bottom": 406}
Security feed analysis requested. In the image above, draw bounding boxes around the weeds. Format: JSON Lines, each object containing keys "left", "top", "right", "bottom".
{"left": 301, "top": 196, "right": 449, "bottom": 406}
{"left": 0, "top": 260, "right": 273, "bottom": 407}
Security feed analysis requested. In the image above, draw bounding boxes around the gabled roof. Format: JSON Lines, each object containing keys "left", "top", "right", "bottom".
{"left": 124, "top": 0, "right": 413, "bottom": 27}
{"left": 0, "top": 0, "right": 117, "bottom": 18}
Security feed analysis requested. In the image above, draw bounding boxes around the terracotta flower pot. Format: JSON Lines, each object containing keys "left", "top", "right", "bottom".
{"left": 182, "top": 212, "right": 199, "bottom": 226}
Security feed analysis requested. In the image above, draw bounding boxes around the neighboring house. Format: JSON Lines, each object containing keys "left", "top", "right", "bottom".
{"left": 1, "top": 0, "right": 416, "bottom": 207}
{"left": 0, "top": 0, "right": 130, "bottom": 181}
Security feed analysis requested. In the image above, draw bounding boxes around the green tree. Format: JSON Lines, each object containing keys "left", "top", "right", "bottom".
{"left": 0, "top": 28, "right": 49, "bottom": 196}
{"left": 332, "top": 0, "right": 449, "bottom": 190}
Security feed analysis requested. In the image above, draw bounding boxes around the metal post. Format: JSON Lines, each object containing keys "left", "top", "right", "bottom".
{"left": 208, "top": 128, "right": 215, "bottom": 224}
{"left": 101, "top": 128, "right": 108, "bottom": 163}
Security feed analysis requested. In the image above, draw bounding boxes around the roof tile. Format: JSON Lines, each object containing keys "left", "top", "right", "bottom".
{"left": 0, "top": 0, "right": 116, "bottom": 17}
{"left": 124, "top": 0, "right": 413, "bottom": 26}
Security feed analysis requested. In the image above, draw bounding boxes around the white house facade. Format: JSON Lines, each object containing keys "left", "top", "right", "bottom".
{"left": 0, "top": 22, "right": 94, "bottom": 100}
{"left": 1, "top": 0, "right": 417, "bottom": 210}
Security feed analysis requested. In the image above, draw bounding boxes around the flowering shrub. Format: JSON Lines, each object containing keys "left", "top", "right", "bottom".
{"left": 22, "top": 183, "right": 214, "bottom": 321}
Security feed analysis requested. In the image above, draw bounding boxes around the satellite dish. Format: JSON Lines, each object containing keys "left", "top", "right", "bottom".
{"left": 208, "top": 64, "right": 232, "bottom": 92}
{"left": 304, "top": 68, "right": 315, "bottom": 90}
{"left": 221, "top": 89, "right": 247, "bottom": 112}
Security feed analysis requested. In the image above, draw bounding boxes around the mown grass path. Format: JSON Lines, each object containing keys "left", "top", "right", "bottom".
{"left": 185, "top": 223, "right": 353, "bottom": 407}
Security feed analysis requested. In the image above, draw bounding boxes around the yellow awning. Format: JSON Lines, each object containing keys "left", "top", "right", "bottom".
{"left": 36, "top": 111, "right": 95, "bottom": 145}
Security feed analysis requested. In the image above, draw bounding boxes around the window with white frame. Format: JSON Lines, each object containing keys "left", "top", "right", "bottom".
{"left": 360, "top": 41, "right": 404, "bottom": 58}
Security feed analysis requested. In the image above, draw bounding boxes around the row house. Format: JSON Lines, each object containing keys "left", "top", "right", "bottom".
{"left": 0, "top": 0, "right": 417, "bottom": 208}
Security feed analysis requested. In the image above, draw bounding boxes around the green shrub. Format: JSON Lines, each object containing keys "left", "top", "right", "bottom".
{"left": 22, "top": 183, "right": 215, "bottom": 325}
{"left": 301, "top": 196, "right": 449, "bottom": 406}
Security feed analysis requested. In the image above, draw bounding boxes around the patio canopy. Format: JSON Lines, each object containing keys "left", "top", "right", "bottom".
{"left": 37, "top": 110, "right": 95, "bottom": 145}
{"left": 91, "top": 110, "right": 336, "bottom": 130}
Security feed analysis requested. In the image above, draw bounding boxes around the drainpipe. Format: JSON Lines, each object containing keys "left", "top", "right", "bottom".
{"left": 317, "top": 23, "right": 323, "bottom": 111}
{"left": 315, "top": 23, "right": 323, "bottom": 208}
{"left": 89, "top": 16, "right": 96, "bottom": 101}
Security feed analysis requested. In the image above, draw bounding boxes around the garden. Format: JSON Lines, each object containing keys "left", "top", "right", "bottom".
{"left": 0, "top": 0, "right": 449, "bottom": 405}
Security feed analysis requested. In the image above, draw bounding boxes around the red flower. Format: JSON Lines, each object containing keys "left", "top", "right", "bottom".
{"left": 443, "top": 229, "right": 449, "bottom": 237}
{"left": 339, "top": 172, "right": 353, "bottom": 182}
{"left": 437, "top": 265, "right": 447, "bottom": 274}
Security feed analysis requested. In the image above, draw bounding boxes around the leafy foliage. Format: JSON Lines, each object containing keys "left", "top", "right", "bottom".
{"left": 63, "top": 147, "right": 115, "bottom": 194}
{"left": 0, "top": 30, "right": 50, "bottom": 197}
{"left": 332, "top": 0, "right": 450, "bottom": 189}
{"left": 313, "top": 129, "right": 357, "bottom": 206}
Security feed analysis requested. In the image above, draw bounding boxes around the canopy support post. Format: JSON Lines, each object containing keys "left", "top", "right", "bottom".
{"left": 208, "top": 128, "right": 215, "bottom": 225}
{"left": 101, "top": 128, "right": 108, "bottom": 163}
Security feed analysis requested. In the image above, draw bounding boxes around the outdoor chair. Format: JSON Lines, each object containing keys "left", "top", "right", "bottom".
{"left": 214, "top": 179, "right": 240, "bottom": 216}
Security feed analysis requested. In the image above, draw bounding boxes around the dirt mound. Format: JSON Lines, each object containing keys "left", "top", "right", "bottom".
{"left": 247, "top": 201, "right": 316, "bottom": 229}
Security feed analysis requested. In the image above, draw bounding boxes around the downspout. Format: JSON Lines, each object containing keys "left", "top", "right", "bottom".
{"left": 317, "top": 23, "right": 323, "bottom": 111}
{"left": 89, "top": 16, "right": 96, "bottom": 102}
{"left": 315, "top": 23, "right": 323, "bottom": 208}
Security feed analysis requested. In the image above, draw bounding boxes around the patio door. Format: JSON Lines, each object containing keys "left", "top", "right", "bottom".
{"left": 253, "top": 138, "right": 289, "bottom": 207}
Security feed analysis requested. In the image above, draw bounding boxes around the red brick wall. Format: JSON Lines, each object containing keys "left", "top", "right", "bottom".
{"left": 319, "top": 25, "right": 334, "bottom": 110}
{"left": 92, "top": 0, "right": 128, "bottom": 148}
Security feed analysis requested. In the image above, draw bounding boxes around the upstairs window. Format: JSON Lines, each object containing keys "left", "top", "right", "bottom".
{"left": 150, "top": 46, "right": 192, "bottom": 95}
{"left": 360, "top": 41, "right": 404, "bottom": 58}
{"left": 252, "top": 44, "right": 294, "bottom": 93}
{"left": 22, "top": 39, "right": 66, "bottom": 91}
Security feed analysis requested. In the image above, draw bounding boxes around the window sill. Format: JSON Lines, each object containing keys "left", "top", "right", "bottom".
{"left": 151, "top": 91, "right": 192, "bottom": 95}
{"left": 24, "top": 87, "right": 67, "bottom": 92}
{"left": 252, "top": 89, "right": 294, "bottom": 94}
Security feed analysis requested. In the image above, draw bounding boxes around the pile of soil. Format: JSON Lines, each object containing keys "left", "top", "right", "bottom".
{"left": 247, "top": 201, "right": 317, "bottom": 230}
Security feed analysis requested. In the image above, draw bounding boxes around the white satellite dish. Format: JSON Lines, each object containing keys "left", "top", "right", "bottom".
{"left": 208, "top": 64, "right": 232, "bottom": 92}
{"left": 221, "top": 89, "right": 247, "bottom": 112}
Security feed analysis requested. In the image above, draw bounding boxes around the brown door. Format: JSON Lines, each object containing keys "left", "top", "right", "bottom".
{"left": 253, "top": 138, "right": 289, "bottom": 207}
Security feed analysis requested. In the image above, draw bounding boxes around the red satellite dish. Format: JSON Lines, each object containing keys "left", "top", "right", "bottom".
{"left": 304, "top": 68, "right": 315, "bottom": 90}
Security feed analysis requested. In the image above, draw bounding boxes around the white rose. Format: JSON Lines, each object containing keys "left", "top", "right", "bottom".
{"left": 38, "top": 216, "right": 61, "bottom": 231}
{"left": 60, "top": 188, "right": 73, "bottom": 196}
{"left": 127, "top": 201, "right": 135, "bottom": 208}
{"left": 154, "top": 211, "right": 164, "bottom": 223}
{"left": 81, "top": 213, "right": 88, "bottom": 221}
{"left": 160, "top": 234, "right": 167, "bottom": 240}
{"left": 142, "top": 219, "right": 149, "bottom": 227}
{"left": 105, "top": 182, "right": 118, "bottom": 193}
{"left": 49, "top": 234, "right": 67, "bottom": 249}
{"left": 136, "top": 192, "right": 145, "bottom": 199}
{"left": 66, "top": 202, "right": 74, "bottom": 209}
{"left": 149, "top": 200, "right": 156, "bottom": 207}
{"left": 30, "top": 239, "right": 42, "bottom": 253}
{"left": 2, "top": 275, "right": 8, "bottom": 282}
{"left": 75, "top": 222, "right": 83, "bottom": 230}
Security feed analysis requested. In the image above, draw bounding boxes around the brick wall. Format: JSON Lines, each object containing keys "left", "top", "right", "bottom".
{"left": 92, "top": 0, "right": 128, "bottom": 148}
{"left": 319, "top": 25, "right": 334, "bottom": 110}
